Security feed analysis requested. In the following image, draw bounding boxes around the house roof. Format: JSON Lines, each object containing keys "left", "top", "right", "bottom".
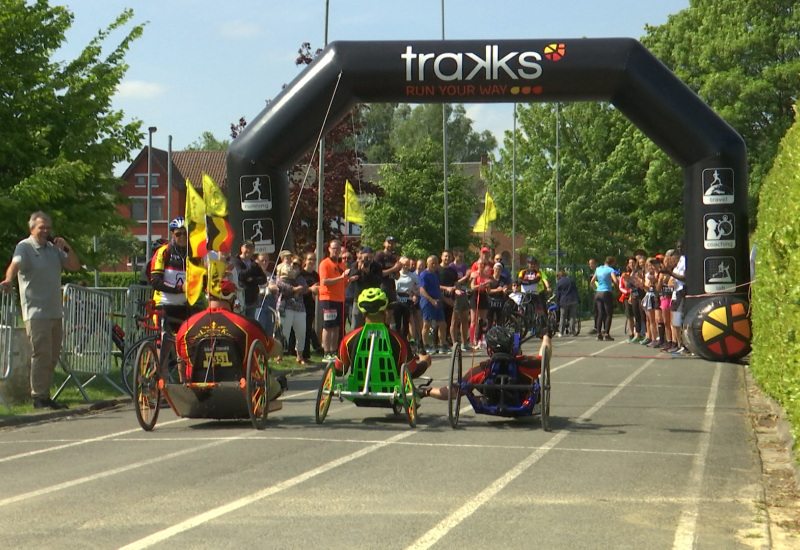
{"left": 120, "top": 147, "right": 227, "bottom": 192}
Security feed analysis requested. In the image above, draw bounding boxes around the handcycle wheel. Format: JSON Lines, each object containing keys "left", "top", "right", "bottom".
{"left": 399, "top": 364, "right": 417, "bottom": 428}
{"left": 540, "top": 343, "right": 551, "bottom": 431}
{"left": 245, "top": 339, "right": 271, "bottom": 430}
{"left": 503, "top": 311, "right": 524, "bottom": 337}
{"left": 315, "top": 364, "right": 335, "bottom": 424}
{"left": 121, "top": 335, "right": 157, "bottom": 397}
{"left": 448, "top": 344, "right": 463, "bottom": 429}
{"left": 134, "top": 340, "right": 161, "bottom": 431}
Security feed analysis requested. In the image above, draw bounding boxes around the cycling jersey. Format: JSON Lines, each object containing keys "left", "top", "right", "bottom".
{"left": 518, "top": 269, "right": 542, "bottom": 294}
{"left": 149, "top": 242, "right": 188, "bottom": 307}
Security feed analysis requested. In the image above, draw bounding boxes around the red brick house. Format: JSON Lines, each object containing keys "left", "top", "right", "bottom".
{"left": 116, "top": 146, "right": 226, "bottom": 270}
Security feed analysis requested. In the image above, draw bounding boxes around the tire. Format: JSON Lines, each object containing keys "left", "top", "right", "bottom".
{"left": 503, "top": 311, "right": 524, "bottom": 337}
{"left": 540, "top": 344, "right": 551, "bottom": 432}
{"left": 121, "top": 335, "right": 158, "bottom": 397}
{"left": 400, "top": 364, "right": 417, "bottom": 428}
{"left": 245, "top": 339, "right": 270, "bottom": 430}
{"left": 315, "top": 364, "right": 335, "bottom": 424}
{"left": 134, "top": 340, "right": 161, "bottom": 431}
{"left": 448, "top": 344, "right": 463, "bottom": 429}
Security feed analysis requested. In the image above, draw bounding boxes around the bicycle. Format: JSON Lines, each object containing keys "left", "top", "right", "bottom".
{"left": 120, "top": 301, "right": 180, "bottom": 397}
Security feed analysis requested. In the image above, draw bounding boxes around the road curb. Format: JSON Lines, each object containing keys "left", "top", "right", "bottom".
{"left": 0, "top": 397, "right": 131, "bottom": 429}
{"left": 744, "top": 365, "right": 800, "bottom": 548}
{"left": 0, "top": 364, "right": 327, "bottom": 430}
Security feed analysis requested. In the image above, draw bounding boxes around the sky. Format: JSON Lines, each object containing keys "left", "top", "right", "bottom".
{"left": 58, "top": 0, "right": 690, "bottom": 166}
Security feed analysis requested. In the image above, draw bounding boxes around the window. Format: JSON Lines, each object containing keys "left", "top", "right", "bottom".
{"left": 131, "top": 199, "right": 164, "bottom": 221}
{"left": 134, "top": 173, "right": 159, "bottom": 187}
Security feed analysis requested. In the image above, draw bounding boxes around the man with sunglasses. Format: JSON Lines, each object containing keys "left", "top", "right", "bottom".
{"left": 149, "top": 217, "right": 195, "bottom": 333}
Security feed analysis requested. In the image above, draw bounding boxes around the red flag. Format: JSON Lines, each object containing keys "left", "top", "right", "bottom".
{"left": 206, "top": 215, "right": 233, "bottom": 253}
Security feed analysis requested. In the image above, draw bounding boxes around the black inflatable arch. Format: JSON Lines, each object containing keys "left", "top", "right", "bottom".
{"left": 227, "top": 38, "right": 751, "bottom": 361}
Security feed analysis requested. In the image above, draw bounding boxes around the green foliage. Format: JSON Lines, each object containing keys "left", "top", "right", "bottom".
{"left": 185, "top": 131, "right": 229, "bottom": 151}
{"left": 643, "top": 0, "right": 800, "bottom": 223}
{"left": 62, "top": 271, "right": 140, "bottom": 287}
{"left": 0, "top": 1, "right": 144, "bottom": 267}
{"left": 487, "top": 103, "right": 680, "bottom": 263}
{"left": 751, "top": 97, "right": 800, "bottom": 447}
{"left": 360, "top": 103, "right": 496, "bottom": 163}
{"left": 360, "top": 139, "right": 479, "bottom": 259}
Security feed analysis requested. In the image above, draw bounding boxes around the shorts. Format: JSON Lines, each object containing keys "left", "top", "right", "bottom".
{"left": 660, "top": 297, "right": 671, "bottom": 311}
{"left": 320, "top": 300, "right": 344, "bottom": 328}
{"left": 470, "top": 292, "right": 489, "bottom": 311}
{"left": 643, "top": 292, "right": 658, "bottom": 311}
{"left": 421, "top": 301, "right": 445, "bottom": 322}
{"left": 454, "top": 293, "right": 470, "bottom": 312}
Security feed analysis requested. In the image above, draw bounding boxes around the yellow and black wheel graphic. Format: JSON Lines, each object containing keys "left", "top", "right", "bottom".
{"left": 685, "top": 297, "right": 751, "bottom": 361}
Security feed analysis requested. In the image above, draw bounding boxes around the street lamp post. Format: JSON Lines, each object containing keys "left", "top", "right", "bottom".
{"left": 146, "top": 126, "right": 157, "bottom": 260}
{"left": 441, "top": 0, "right": 449, "bottom": 249}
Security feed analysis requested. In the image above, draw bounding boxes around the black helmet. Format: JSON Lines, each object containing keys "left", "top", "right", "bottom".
{"left": 527, "top": 256, "right": 538, "bottom": 264}
{"left": 357, "top": 287, "right": 389, "bottom": 315}
{"left": 485, "top": 326, "right": 515, "bottom": 354}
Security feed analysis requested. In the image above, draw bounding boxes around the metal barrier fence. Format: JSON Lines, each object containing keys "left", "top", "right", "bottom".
{"left": 0, "top": 290, "right": 20, "bottom": 410}
{"left": 54, "top": 284, "right": 123, "bottom": 401}
{"left": 123, "top": 285, "right": 156, "bottom": 350}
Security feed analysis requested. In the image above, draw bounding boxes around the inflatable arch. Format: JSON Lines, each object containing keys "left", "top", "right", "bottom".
{"left": 227, "top": 38, "right": 751, "bottom": 361}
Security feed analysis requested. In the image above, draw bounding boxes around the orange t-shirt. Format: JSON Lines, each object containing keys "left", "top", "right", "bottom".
{"left": 318, "top": 257, "right": 347, "bottom": 302}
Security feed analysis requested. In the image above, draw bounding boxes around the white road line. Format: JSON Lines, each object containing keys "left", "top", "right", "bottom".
{"left": 0, "top": 418, "right": 187, "bottom": 463}
{"left": 407, "top": 359, "right": 655, "bottom": 550}
{"left": 0, "top": 435, "right": 246, "bottom": 507}
{"left": 672, "top": 362, "right": 721, "bottom": 549}
{"left": 118, "top": 427, "right": 425, "bottom": 550}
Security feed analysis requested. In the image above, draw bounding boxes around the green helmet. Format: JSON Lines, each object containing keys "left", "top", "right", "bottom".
{"left": 357, "top": 287, "right": 389, "bottom": 315}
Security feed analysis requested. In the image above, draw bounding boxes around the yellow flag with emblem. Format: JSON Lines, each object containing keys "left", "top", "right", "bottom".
{"left": 202, "top": 173, "right": 228, "bottom": 217}
{"left": 344, "top": 179, "right": 364, "bottom": 225}
{"left": 472, "top": 191, "right": 497, "bottom": 233}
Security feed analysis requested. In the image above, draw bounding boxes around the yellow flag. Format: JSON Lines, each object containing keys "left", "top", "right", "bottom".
{"left": 472, "top": 191, "right": 498, "bottom": 233}
{"left": 202, "top": 173, "right": 227, "bottom": 217}
{"left": 185, "top": 258, "right": 206, "bottom": 305}
{"left": 185, "top": 179, "right": 207, "bottom": 258}
{"left": 343, "top": 179, "right": 364, "bottom": 225}
{"left": 206, "top": 258, "right": 227, "bottom": 298}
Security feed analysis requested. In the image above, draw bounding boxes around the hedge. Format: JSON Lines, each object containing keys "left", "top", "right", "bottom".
{"left": 751, "top": 98, "right": 800, "bottom": 448}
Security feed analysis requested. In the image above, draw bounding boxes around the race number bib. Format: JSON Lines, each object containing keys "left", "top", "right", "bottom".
{"left": 323, "top": 308, "right": 338, "bottom": 322}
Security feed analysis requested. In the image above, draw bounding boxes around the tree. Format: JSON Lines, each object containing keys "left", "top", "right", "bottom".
{"left": 0, "top": 1, "right": 144, "bottom": 268}
{"left": 185, "top": 131, "right": 229, "bottom": 151}
{"left": 361, "top": 103, "right": 497, "bottom": 163}
{"left": 642, "top": 0, "right": 800, "bottom": 222}
{"left": 361, "top": 139, "right": 479, "bottom": 259}
{"left": 487, "top": 102, "right": 659, "bottom": 261}
{"left": 487, "top": 0, "right": 800, "bottom": 261}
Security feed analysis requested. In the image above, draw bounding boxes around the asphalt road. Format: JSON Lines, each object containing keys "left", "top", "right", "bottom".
{"left": 0, "top": 327, "right": 768, "bottom": 549}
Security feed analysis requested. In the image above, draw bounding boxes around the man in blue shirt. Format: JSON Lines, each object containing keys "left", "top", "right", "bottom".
{"left": 418, "top": 255, "right": 448, "bottom": 354}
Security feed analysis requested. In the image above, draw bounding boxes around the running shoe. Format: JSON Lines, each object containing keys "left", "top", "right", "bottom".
{"left": 425, "top": 347, "right": 438, "bottom": 355}
{"left": 460, "top": 344, "right": 470, "bottom": 352}
{"left": 603, "top": 333, "right": 614, "bottom": 341}
{"left": 597, "top": 334, "right": 604, "bottom": 341}
{"left": 640, "top": 338, "right": 652, "bottom": 346}
{"left": 556, "top": 332, "right": 563, "bottom": 338}
{"left": 439, "top": 346, "right": 450, "bottom": 355}
{"left": 672, "top": 346, "right": 689, "bottom": 356}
